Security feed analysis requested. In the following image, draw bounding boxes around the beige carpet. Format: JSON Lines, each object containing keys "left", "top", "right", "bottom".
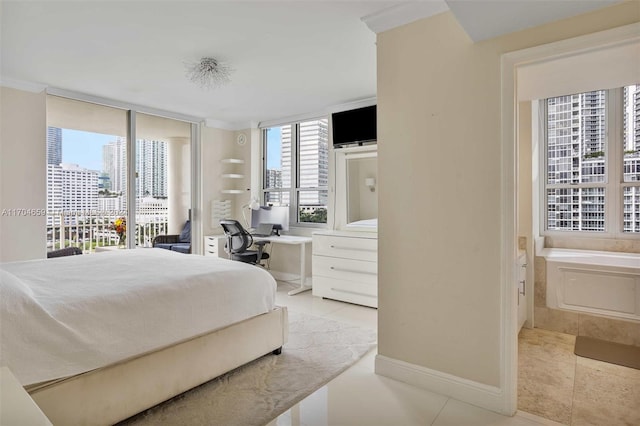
{"left": 574, "top": 335, "right": 640, "bottom": 370}
{"left": 117, "top": 311, "right": 377, "bottom": 426}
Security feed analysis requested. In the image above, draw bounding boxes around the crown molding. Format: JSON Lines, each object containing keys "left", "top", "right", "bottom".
{"left": 361, "top": 1, "right": 449, "bottom": 34}
{"left": 327, "top": 96, "right": 377, "bottom": 114}
{"left": 0, "top": 76, "right": 48, "bottom": 93}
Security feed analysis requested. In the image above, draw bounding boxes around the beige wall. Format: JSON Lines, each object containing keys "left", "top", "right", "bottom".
{"left": 376, "top": 2, "right": 639, "bottom": 387}
{"left": 0, "top": 87, "right": 47, "bottom": 262}
{"left": 201, "top": 126, "right": 251, "bottom": 238}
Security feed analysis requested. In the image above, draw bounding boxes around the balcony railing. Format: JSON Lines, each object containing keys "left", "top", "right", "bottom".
{"left": 46, "top": 212, "right": 169, "bottom": 254}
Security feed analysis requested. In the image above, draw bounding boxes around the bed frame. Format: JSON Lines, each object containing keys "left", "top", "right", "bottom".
{"left": 27, "top": 306, "right": 288, "bottom": 425}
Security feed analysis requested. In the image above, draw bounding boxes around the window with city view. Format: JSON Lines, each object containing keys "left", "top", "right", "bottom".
{"left": 46, "top": 126, "right": 170, "bottom": 252}
{"left": 263, "top": 118, "right": 329, "bottom": 224}
{"left": 544, "top": 85, "right": 640, "bottom": 234}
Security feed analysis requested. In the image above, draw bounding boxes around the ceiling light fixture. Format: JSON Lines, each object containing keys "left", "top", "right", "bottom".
{"left": 185, "top": 57, "right": 233, "bottom": 90}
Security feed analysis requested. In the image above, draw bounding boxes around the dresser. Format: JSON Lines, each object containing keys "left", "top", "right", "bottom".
{"left": 312, "top": 230, "right": 377, "bottom": 308}
{"left": 203, "top": 235, "right": 228, "bottom": 259}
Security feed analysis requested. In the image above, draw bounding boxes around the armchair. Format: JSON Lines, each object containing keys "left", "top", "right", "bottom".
{"left": 153, "top": 220, "right": 191, "bottom": 254}
{"left": 219, "top": 219, "right": 270, "bottom": 266}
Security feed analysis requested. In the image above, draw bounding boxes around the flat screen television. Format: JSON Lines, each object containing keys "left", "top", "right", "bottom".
{"left": 331, "top": 105, "right": 377, "bottom": 147}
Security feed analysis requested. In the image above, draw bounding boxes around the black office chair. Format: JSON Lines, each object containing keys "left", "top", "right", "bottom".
{"left": 219, "top": 219, "right": 270, "bottom": 266}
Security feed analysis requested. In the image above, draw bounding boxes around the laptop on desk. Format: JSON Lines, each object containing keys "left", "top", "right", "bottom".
{"left": 252, "top": 223, "right": 274, "bottom": 237}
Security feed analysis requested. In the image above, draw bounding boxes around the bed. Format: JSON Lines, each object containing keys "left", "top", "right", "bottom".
{"left": 344, "top": 218, "right": 378, "bottom": 230}
{"left": 0, "top": 249, "right": 288, "bottom": 425}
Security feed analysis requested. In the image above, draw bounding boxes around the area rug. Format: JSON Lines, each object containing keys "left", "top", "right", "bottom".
{"left": 117, "top": 311, "right": 377, "bottom": 426}
{"left": 574, "top": 336, "right": 640, "bottom": 370}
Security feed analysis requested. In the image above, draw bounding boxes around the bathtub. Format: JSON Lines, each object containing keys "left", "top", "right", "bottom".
{"left": 543, "top": 248, "right": 640, "bottom": 322}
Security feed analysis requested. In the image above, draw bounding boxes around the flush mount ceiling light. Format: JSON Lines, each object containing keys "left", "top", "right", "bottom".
{"left": 185, "top": 57, "right": 233, "bottom": 90}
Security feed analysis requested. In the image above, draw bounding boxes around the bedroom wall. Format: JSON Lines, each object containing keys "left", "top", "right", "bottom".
{"left": 376, "top": 0, "right": 639, "bottom": 392}
{"left": 0, "top": 87, "right": 47, "bottom": 262}
{"left": 200, "top": 126, "right": 250, "bottom": 238}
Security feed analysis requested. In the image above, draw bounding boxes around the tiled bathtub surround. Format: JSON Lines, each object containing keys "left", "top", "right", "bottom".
{"left": 533, "top": 255, "right": 640, "bottom": 347}
{"left": 544, "top": 236, "right": 640, "bottom": 254}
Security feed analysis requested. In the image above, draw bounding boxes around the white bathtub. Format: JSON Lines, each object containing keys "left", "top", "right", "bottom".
{"left": 543, "top": 248, "right": 640, "bottom": 322}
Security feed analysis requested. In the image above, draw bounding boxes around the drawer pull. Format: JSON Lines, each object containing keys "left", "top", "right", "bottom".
{"left": 329, "top": 266, "right": 377, "bottom": 275}
{"left": 329, "top": 245, "right": 376, "bottom": 252}
{"left": 330, "top": 288, "right": 376, "bottom": 298}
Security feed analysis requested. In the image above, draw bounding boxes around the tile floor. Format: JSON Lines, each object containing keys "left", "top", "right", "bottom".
{"left": 266, "top": 282, "right": 564, "bottom": 426}
{"left": 518, "top": 327, "right": 640, "bottom": 426}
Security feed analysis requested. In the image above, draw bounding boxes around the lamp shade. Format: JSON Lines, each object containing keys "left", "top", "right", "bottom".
{"left": 248, "top": 198, "right": 260, "bottom": 210}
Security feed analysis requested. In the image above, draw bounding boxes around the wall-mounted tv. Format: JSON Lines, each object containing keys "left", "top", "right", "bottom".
{"left": 331, "top": 105, "right": 377, "bottom": 148}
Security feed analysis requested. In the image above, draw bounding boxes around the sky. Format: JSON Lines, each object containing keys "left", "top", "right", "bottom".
{"left": 266, "top": 127, "right": 282, "bottom": 169}
{"left": 61, "top": 128, "right": 116, "bottom": 172}
{"left": 62, "top": 127, "right": 284, "bottom": 171}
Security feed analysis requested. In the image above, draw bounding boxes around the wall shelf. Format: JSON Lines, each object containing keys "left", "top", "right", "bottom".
{"left": 220, "top": 158, "right": 245, "bottom": 194}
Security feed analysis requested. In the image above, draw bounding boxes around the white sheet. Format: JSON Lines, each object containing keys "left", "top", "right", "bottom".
{"left": 0, "top": 249, "right": 276, "bottom": 385}
{"left": 345, "top": 218, "right": 378, "bottom": 229}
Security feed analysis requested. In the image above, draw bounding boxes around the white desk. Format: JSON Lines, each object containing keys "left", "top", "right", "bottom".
{"left": 253, "top": 235, "right": 312, "bottom": 295}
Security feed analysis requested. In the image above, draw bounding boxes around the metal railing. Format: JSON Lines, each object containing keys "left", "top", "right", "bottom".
{"left": 46, "top": 212, "right": 169, "bottom": 254}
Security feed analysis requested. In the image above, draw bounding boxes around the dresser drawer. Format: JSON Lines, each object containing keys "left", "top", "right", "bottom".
{"left": 313, "top": 276, "right": 377, "bottom": 308}
{"left": 313, "top": 234, "right": 377, "bottom": 262}
{"left": 313, "top": 255, "right": 376, "bottom": 284}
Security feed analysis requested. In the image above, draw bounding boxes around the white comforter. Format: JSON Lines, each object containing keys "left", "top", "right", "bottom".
{"left": 0, "top": 249, "right": 277, "bottom": 386}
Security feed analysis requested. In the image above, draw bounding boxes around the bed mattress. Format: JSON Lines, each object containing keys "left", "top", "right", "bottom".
{"left": 0, "top": 249, "right": 277, "bottom": 386}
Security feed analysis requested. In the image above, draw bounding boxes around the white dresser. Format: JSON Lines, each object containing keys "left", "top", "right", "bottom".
{"left": 203, "top": 235, "right": 228, "bottom": 258}
{"left": 312, "top": 230, "right": 378, "bottom": 308}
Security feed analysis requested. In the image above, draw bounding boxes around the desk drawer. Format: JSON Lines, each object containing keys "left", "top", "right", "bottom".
{"left": 313, "top": 234, "right": 377, "bottom": 262}
{"left": 313, "top": 276, "right": 377, "bottom": 308}
{"left": 313, "top": 256, "right": 376, "bottom": 284}
{"left": 203, "top": 236, "right": 227, "bottom": 258}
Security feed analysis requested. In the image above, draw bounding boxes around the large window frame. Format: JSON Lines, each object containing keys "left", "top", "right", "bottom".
{"left": 541, "top": 86, "right": 640, "bottom": 238}
{"left": 261, "top": 118, "right": 329, "bottom": 229}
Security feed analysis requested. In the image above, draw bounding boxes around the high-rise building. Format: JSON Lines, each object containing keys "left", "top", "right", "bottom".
{"left": 46, "top": 127, "right": 62, "bottom": 165}
{"left": 47, "top": 163, "right": 99, "bottom": 225}
{"left": 266, "top": 169, "right": 282, "bottom": 189}
{"left": 547, "top": 87, "right": 640, "bottom": 232}
{"left": 103, "top": 138, "right": 168, "bottom": 208}
{"left": 623, "top": 85, "right": 640, "bottom": 232}
{"left": 298, "top": 119, "right": 329, "bottom": 207}
{"left": 103, "top": 138, "right": 127, "bottom": 196}
{"left": 136, "top": 140, "right": 167, "bottom": 198}
{"left": 279, "top": 119, "right": 328, "bottom": 207}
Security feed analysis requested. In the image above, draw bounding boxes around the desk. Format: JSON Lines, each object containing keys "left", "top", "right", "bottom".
{"left": 253, "top": 235, "right": 312, "bottom": 295}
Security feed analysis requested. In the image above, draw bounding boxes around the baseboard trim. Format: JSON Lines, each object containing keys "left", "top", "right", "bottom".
{"left": 375, "top": 354, "right": 506, "bottom": 414}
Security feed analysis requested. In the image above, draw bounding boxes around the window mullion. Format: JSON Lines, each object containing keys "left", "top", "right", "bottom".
{"left": 607, "top": 88, "right": 621, "bottom": 236}
{"left": 291, "top": 123, "right": 299, "bottom": 224}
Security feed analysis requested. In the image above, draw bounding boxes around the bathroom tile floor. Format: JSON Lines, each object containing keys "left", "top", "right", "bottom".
{"left": 518, "top": 327, "right": 640, "bottom": 426}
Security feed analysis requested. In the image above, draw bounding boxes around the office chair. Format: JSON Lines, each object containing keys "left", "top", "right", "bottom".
{"left": 219, "top": 219, "right": 270, "bottom": 266}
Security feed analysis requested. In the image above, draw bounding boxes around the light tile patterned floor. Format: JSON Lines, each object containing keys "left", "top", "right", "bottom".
{"left": 268, "top": 282, "right": 563, "bottom": 426}
{"left": 518, "top": 327, "right": 640, "bottom": 426}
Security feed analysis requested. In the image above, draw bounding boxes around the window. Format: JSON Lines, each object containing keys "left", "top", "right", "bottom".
{"left": 263, "top": 118, "right": 329, "bottom": 226}
{"left": 543, "top": 85, "right": 640, "bottom": 235}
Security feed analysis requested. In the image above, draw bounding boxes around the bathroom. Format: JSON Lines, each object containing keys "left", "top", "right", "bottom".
{"left": 515, "top": 84, "right": 640, "bottom": 425}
